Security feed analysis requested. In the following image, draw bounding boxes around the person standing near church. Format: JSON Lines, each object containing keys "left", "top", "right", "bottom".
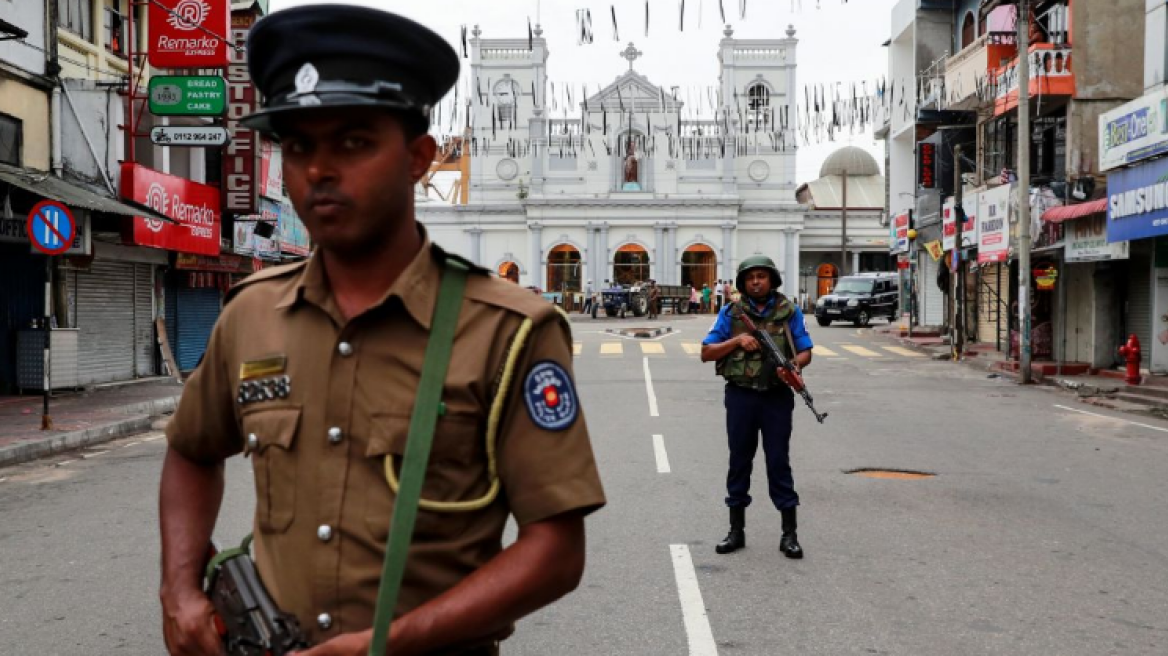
{"left": 700, "top": 256, "right": 813, "bottom": 560}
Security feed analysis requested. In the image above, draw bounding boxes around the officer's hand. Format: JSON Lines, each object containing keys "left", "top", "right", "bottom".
{"left": 161, "top": 587, "right": 224, "bottom": 656}
{"left": 737, "top": 335, "right": 761, "bottom": 352}
{"left": 294, "top": 629, "right": 373, "bottom": 656}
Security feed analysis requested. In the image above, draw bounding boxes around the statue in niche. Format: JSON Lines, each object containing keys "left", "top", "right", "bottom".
{"left": 622, "top": 137, "right": 642, "bottom": 191}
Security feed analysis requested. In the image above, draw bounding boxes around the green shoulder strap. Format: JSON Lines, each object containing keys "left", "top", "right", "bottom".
{"left": 368, "top": 259, "right": 469, "bottom": 656}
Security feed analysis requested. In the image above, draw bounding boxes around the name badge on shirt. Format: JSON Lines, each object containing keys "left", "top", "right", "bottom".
{"left": 237, "top": 356, "right": 291, "bottom": 406}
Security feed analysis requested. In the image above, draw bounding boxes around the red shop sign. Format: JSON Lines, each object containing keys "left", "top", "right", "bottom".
{"left": 149, "top": 0, "right": 231, "bottom": 68}
{"left": 120, "top": 163, "right": 221, "bottom": 256}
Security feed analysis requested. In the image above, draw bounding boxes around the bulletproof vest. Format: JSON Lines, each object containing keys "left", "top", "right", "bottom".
{"left": 717, "top": 296, "right": 796, "bottom": 389}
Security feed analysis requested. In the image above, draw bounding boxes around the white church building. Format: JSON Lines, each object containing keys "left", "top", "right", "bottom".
{"left": 418, "top": 23, "right": 886, "bottom": 299}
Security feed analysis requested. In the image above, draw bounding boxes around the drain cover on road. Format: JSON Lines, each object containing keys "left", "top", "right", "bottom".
{"left": 845, "top": 468, "right": 935, "bottom": 480}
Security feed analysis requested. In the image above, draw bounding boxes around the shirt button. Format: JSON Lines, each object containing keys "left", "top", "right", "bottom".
{"left": 247, "top": 433, "right": 258, "bottom": 450}
{"left": 317, "top": 525, "right": 333, "bottom": 542}
{"left": 317, "top": 613, "right": 332, "bottom": 630}
{"left": 327, "top": 427, "right": 343, "bottom": 444}
{"left": 337, "top": 341, "right": 353, "bottom": 357}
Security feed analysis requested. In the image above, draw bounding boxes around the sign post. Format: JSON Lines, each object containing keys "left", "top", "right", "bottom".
{"left": 148, "top": 75, "right": 227, "bottom": 116}
{"left": 26, "top": 201, "right": 75, "bottom": 430}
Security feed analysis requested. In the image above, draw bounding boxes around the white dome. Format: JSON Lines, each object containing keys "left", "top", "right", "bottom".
{"left": 820, "top": 146, "right": 880, "bottom": 177}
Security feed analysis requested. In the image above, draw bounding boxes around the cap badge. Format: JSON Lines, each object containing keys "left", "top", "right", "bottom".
{"left": 294, "top": 63, "right": 322, "bottom": 106}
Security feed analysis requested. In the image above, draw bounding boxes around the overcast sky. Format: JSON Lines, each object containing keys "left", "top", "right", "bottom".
{"left": 271, "top": 0, "right": 899, "bottom": 184}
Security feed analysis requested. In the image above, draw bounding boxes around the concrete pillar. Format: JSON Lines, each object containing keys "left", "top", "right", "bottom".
{"left": 530, "top": 222, "right": 543, "bottom": 289}
{"left": 466, "top": 227, "right": 483, "bottom": 265}
{"left": 721, "top": 222, "right": 735, "bottom": 281}
{"left": 788, "top": 229, "right": 801, "bottom": 299}
{"left": 599, "top": 223, "right": 610, "bottom": 284}
{"left": 665, "top": 223, "right": 678, "bottom": 284}
{"left": 852, "top": 251, "right": 861, "bottom": 275}
{"left": 654, "top": 223, "right": 665, "bottom": 281}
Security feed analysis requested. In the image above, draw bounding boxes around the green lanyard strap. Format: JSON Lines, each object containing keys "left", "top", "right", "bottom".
{"left": 368, "top": 258, "right": 468, "bottom": 656}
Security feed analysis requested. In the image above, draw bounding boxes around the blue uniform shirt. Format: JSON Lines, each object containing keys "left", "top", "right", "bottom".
{"left": 702, "top": 296, "right": 814, "bottom": 353}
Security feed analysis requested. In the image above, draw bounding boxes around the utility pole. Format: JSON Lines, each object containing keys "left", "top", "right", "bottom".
{"left": 1017, "top": 0, "right": 1033, "bottom": 383}
{"left": 953, "top": 143, "right": 964, "bottom": 361}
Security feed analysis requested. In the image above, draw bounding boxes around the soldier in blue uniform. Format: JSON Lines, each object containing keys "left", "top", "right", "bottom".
{"left": 701, "top": 256, "right": 814, "bottom": 558}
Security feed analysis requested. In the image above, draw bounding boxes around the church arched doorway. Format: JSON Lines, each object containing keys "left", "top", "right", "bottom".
{"left": 681, "top": 244, "right": 718, "bottom": 290}
{"left": 498, "top": 261, "right": 520, "bottom": 284}
{"left": 613, "top": 244, "right": 650, "bottom": 285}
{"left": 546, "top": 245, "right": 582, "bottom": 293}
{"left": 817, "top": 262, "right": 839, "bottom": 297}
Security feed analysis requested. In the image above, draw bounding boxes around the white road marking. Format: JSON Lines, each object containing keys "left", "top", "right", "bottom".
{"left": 813, "top": 346, "right": 840, "bottom": 357}
{"left": 0, "top": 478, "right": 8, "bottom": 483}
{"left": 681, "top": 342, "right": 702, "bottom": 355}
{"left": 142, "top": 435, "right": 164, "bottom": 442}
{"left": 573, "top": 342, "right": 583, "bottom": 356}
{"left": 640, "top": 342, "right": 666, "bottom": 355}
{"left": 56, "top": 460, "right": 76, "bottom": 467}
{"left": 643, "top": 357, "right": 659, "bottom": 417}
{"left": 600, "top": 342, "right": 624, "bottom": 355}
{"left": 121, "top": 441, "right": 140, "bottom": 448}
{"left": 652, "top": 434, "right": 671, "bottom": 473}
{"left": 670, "top": 544, "right": 718, "bottom": 656}
{"left": 81, "top": 451, "right": 109, "bottom": 459}
{"left": 1055, "top": 404, "right": 1168, "bottom": 434}
{"left": 839, "top": 344, "right": 883, "bottom": 358}
{"left": 882, "top": 346, "right": 925, "bottom": 358}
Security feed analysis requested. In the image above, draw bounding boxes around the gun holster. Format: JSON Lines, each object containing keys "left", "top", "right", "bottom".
{"left": 204, "top": 536, "right": 310, "bottom": 656}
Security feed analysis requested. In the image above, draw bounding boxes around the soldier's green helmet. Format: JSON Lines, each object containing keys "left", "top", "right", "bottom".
{"left": 736, "top": 255, "right": 783, "bottom": 293}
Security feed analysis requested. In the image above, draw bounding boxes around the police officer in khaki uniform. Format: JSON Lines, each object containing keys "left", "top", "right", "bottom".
{"left": 700, "top": 256, "right": 813, "bottom": 559}
{"left": 158, "top": 7, "right": 606, "bottom": 655}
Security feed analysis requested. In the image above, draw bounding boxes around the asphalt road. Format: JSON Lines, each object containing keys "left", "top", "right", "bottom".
{"left": 2, "top": 313, "right": 1167, "bottom": 655}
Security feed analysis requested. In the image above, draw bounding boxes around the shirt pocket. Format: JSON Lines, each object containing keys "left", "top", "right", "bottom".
{"left": 241, "top": 406, "right": 302, "bottom": 534}
{"left": 363, "top": 412, "right": 486, "bottom": 541}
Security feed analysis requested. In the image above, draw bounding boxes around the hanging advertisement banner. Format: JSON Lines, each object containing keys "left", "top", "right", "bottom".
{"left": 278, "top": 200, "right": 311, "bottom": 256}
{"left": 942, "top": 196, "right": 978, "bottom": 252}
{"left": 891, "top": 211, "right": 910, "bottom": 254}
{"left": 148, "top": 0, "right": 231, "bottom": 68}
{"left": 233, "top": 199, "right": 280, "bottom": 259}
{"left": 977, "top": 184, "right": 1012, "bottom": 263}
{"left": 259, "top": 140, "right": 284, "bottom": 200}
{"left": 120, "top": 163, "right": 220, "bottom": 256}
{"left": 224, "top": 9, "right": 259, "bottom": 214}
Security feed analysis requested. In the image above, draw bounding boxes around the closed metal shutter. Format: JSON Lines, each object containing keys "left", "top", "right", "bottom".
{"left": 175, "top": 286, "right": 221, "bottom": 372}
{"left": 920, "top": 253, "right": 945, "bottom": 327}
{"left": 1126, "top": 241, "right": 1153, "bottom": 358}
{"left": 978, "top": 263, "right": 1008, "bottom": 351}
{"left": 134, "top": 264, "right": 156, "bottom": 377}
{"left": 76, "top": 260, "right": 135, "bottom": 385}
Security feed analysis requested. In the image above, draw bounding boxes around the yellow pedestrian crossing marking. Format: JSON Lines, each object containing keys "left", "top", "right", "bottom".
{"left": 882, "top": 346, "right": 925, "bottom": 358}
{"left": 681, "top": 342, "right": 702, "bottom": 355}
{"left": 839, "top": 345, "right": 883, "bottom": 358}
{"left": 573, "top": 343, "right": 582, "bottom": 356}
{"left": 640, "top": 342, "right": 666, "bottom": 355}
{"left": 600, "top": 342, "right": 624, "bottom": 355}
{"left": 813, "top": 346, "right": 840, "bottom": 357}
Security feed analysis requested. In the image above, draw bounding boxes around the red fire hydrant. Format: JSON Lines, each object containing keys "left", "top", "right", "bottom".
{"left": 1118, "top": 334, "right": 1142, "bottom": 386}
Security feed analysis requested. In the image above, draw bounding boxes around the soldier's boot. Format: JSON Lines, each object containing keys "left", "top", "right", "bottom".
{"left": 779, "top": 508, "right": 803, "bottom": 559}
{"left": 715, "top": 507, "right": 746, "bottom": 555}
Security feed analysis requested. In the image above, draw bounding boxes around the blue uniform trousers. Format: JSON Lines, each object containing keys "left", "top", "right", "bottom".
{"left": 723, "top": 383, "right": 799, "bottom": 511}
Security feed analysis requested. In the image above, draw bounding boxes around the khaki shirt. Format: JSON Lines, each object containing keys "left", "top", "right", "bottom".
{"left": 167, "top": 233, "right": 606, "bottom": 651}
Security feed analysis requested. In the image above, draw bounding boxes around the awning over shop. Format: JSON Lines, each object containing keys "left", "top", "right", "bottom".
{"left": 1041, "top": 198, "right": 1107, "bottom": 224}
{"left": 0, "top": 163, "right": 176, "bottom": 224}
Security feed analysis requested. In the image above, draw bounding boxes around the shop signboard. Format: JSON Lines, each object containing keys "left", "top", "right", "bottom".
{"left": 942, "top": 196, "right": 978, "bottom": 252}
{"left": 259, "top": 140, "right": 284, "bottom": 200}
{"left": 150, "top": 126, "right": 231, "bottom": 147}
{"left": 224, "top": 10, "right": 259, "bottom": 214}
{"left": 977, "top": 184, "right": 1012, "bottom": 263}
{"left": 232, "top": 200, "right": 280, "bottom": 259}
{"left": 277, "top": 200, "right": 311, "bottom": 256}
{"left": 892, "top": 211, "right": 910, "bottom": 254}
{"left": 175, "top": 253, "right": 253, "bottom": 274}
{"left": 120, "top": 163, "right": 220, "bottom": 256}
{"left": 1099, "top": 90, "right": 1168, "bottom": 172}
{"left": 148, "top": 75, "right": 226, "bottom": 116}
{"left": 1065, "top": 215, "right": 1130, "bottom": 262}
{"left": 148, "top": 0, "right": 231, "bottom": 68}
{"left": 1107, "top": 156, "right": 1168, "bottom": 243}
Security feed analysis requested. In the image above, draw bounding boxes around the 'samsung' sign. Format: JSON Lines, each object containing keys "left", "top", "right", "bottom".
{"left": 1107, "top": 157, "right": 1168, "bottom": 243}
{"left": 1099, "top": 91, "right": 1168, "bottom": 172}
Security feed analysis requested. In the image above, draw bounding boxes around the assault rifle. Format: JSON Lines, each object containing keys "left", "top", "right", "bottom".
{"left": 739, "top": 313, "right": 828, "bottom": 424}
{"left": 204, "top": 538, "right": 310, "bottom": 656}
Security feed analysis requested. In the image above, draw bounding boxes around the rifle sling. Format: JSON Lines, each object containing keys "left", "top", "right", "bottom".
{"left": 368, "top": 259, "right": 468, "bottom": 656}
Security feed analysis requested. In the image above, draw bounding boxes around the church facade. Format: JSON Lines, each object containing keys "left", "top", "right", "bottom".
{"left": 417, "top": 24, "right": 851, "bottom": 299}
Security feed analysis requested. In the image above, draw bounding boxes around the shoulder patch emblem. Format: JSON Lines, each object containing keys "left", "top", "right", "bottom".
{"left": 523, "top": 361, "right": 579, "bottom": 431}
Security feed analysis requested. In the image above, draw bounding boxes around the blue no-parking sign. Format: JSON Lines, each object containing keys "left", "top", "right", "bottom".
{"left": 26, "top": 200, "right": 75, "bottom": 256}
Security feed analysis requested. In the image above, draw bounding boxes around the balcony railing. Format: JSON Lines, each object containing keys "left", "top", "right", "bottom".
{"left": 943, "top": 32, "right": 1017, "bottom": 110}
{"left": 991, "top": 43, "right": 1074, "bottom": 116}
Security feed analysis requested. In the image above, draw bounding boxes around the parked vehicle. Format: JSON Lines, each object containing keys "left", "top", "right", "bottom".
{"left": 814, "top": 272, "right": 898, "bottom": 327}
{"left": 591, "top": 281, "right": 691, "bottom": 318}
